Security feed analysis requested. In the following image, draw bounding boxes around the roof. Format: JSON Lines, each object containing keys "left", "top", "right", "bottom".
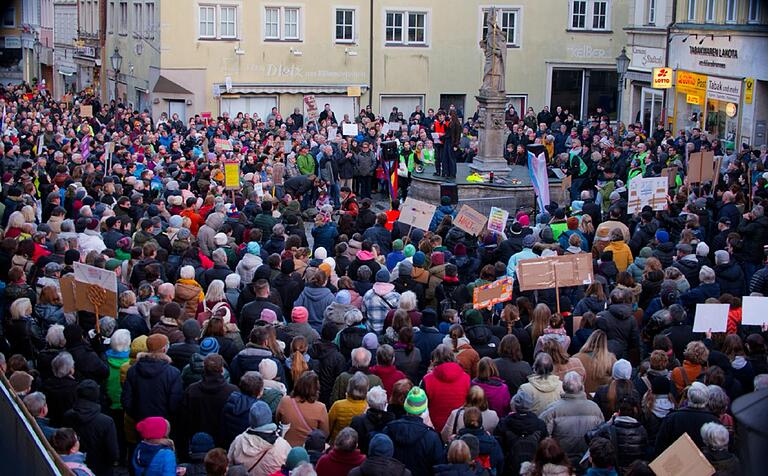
{"left": 152, "top": 75, "right": 193, "bottom": 95}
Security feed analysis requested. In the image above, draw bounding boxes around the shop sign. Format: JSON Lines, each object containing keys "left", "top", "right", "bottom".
{"left": 686, "top": 94, "right": 702, "bottom": 105}
{"left": 707, "top": 77, "right": 741, "bottom": 103}
{"left": 4, "top": 37, "right": 21, "bottom": 49}
{"left": 630, "top": 46, "right": 665, "bottom": 71}
{"left": 745, "top": 77, "right": 754, "bottom": 104}
{"left": 676, "top": 70, "right": 707, "bottom": 95}
{"left": 652, "top": 68, "right": 673, "bottom": 89}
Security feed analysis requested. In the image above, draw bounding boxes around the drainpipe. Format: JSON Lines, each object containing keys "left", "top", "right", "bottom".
{"left": 368, "top": 0, "right": 374, "bottom": 109}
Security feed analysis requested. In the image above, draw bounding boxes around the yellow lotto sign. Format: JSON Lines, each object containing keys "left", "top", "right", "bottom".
{"left": 652, "top": 68, "right": 673, "bottom": 89}
{"left": 745, "top": 77, "right": 754, "bottom": 104}
{"left": 676, "top": 70, "right": 707, "bottom": 95}
{"left": 686, "top": 94, "right": 702, "bottom": 105}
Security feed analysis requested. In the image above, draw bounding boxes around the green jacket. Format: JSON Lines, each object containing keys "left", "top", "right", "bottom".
{"left": 297, "top": 153, "right": 316, "bottom": 175}
{"left": 106, "top": 350, "right": 129, "bottom": 409}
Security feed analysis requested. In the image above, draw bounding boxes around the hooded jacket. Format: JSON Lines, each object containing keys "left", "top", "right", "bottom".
{"left": 106, "top": 349, "right": 130, "bottom": 409}
{"left": 197, "top": 212, "right": 225, "bottom": 257}
{"left": 423, "top": 362, "right": 471, "bottom": 433}
{"left": 384, "top": 416, "right": 446, "bottom": 476}
{"left": 349, "top": 456, "right": 411, "bottom": 476}
{"left": 228, "top": 430, "right": 291, "bottom": 476}
{"left": 294, "top": 285, "right": 336, "bottom": 331}
{"left": 715, "top": 261, "right": 746, "bottom": 297}
{"left": 220, "top": 391, "right": 258, "bottom": 446}
{"left": 132, "top": 441, "right": 176, "bottom": 476}
{"left": 362, "top": 283, "right": 400, "bottom": 334}
{"left": 456, "top": 425, "right": 505, "bottom": 474}
{"left": 596, "top": 303, "right": 640, "bottom": 360}
{"left": 471, "top": 376, "right": 511, "bottom": 417}
{"left": 63, "top": 397, "right": 119, "bottom": 476}
{"left": 519, "top": 375, "right": 564, "bottom": 416}
{"left": 236, "top": 253, "right": 264, "bottom": 285}
{"left": 174, "top": 279, "right": 204, "bottom": 320}
{"left": 316, "top": 449, "right": 367, "bottom": 476}
{"left": 308, "top": 340, "right": 347, "bottom": 406}
{"left": 230, "top": 345, "right": 285, "bottom": 385}
{"left": 652, "top": 241, "right": 675, "bottom": 269}
{"left": 672, "top": 255, "right": 701, "bottom": 288}
{"left": 122, "top": 353, "right": 183, "bottom": 421}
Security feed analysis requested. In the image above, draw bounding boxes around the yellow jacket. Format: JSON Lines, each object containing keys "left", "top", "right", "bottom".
{"left": 328, "top": 398, "right": 367, "bottom": 441}
{"left": 604, "top": 241, "right": 633, "bottom": 272}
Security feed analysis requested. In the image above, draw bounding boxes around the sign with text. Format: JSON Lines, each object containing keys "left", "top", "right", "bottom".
{"left": 399, "top": 197, "right": 436, "bottom": 232}
{"left": 473, "top": 277, "right": 515, "bottom": 309}
{"left": 661, "top": 166, "right": 678, "bottom": 188}
{"left": 517, "top": 254, "right": 594, "bottom": 291}
{"left": 73, "top": 262, "right": 118, "bottom": 318}
{"left": 303, "top": 95, "right": 319, "bottom": 122}
{"left": 628, "top": 177, "right": 668, "bottom": 213}
{"left": 707, "top": 77, "right": 742, "bottom": 103}
{"left": 745, "top": 77, "right": 754, "bottom": 104}
{"left": 652, "top": 67, "right": 673, "bottom": 89}
{"left": 214, "top": 138, "right": 232, "bottom": 151}
{"left": 224, "top": 161, "right": 240, "bottom": 190}
{"left": 454, "top": 205, "right": 487, "bottom": 236}
{"left": 347, "top": 86, "right": 361, "bottom": 97}
{"left": 487, "top": 207, "right": 509, "bottom": 234}
{"left": 675, "top": 70, "right": 708, "bottom": 95}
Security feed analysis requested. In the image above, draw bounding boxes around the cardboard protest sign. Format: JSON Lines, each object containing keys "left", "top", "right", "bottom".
{"left": 687, "top": 151, "right": 715, "bottom": 184}
{"left": 649, "top": 433, "right": 715, "bottom": 476}
{"left": 303, "top": 95, "right": 319, "bottom": 122}
{"left": 80, "top": 105, "right": 93, "bottom": 118}
{"left": 473, "top": 277, "right": 515, "bottom": 309}
{"left": 693, "top": 303, "right": 729, "bottom": 333}
{"left": 487, "top": 207, "right": 509, "bottom": 234}
{"left": 628, "top": 177, "right": 667, "bottom": 213}
{"left": 224, "top": 161, "right": 240, "bottom": 190}
{"left": 214, "top": 138, "right": 232, "bottom": 151}
{"left": 517, "top": 254, "right": 594, "bottom": 291}
{"left": 560, "top": 174, "right": 572, "bottom": 194}
{"left": 73, "top": 263, "right": 118, "bottom": 318}
{"left": 342, "top": 123, "right": 357, "bottom": 136}
{"left": 661, "top": 166, "right": 678, "bottom": 188}
{"left": 399, "top": 197, "right": 437, "bottom": 232}
{"left": 60, "top": 274, "right": 77, "bottom": 313}
{"left": 454, "top": 205, "right": 487, "bottom": 236}
{"left": 742, "top": 296, "right": 768, "bottom": 326}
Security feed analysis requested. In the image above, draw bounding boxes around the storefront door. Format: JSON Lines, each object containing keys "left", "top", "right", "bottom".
{"left": 640, "top": 88, "right": 664, "bottom": 133}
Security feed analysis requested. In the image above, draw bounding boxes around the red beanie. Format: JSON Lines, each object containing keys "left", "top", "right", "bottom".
{"left": 567, "top": 217, "right": 579, "bottom": 230}
{"left": 291, "top": 306, "right": 309, "bottom": 323}
{"left": 136, "top": 417, "right": 169, "bottom": 440}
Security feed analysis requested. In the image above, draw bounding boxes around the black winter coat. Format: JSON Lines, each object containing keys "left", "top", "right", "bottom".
{"left": 655, "top": 407, "right": 718, "bottom": 454}
{"left": 384, "top": 416, "right": 446, "bottom": 476}
{"left": 350, "top": 408, "right": 396, "bottom": 454}
{"left": 41, "top": 375, "right": 79, "bottom": 426}
{"left": 629, "top": 222, "right": 658, "bottom": 256}
{"left": 67, "top": 341, "right": 109, "bottom": 383}
{"left": 122, "top": 354, "right": 183, "bottom": 421}
{"left": 493, "top": 412, "right": 548, "bottom": 476}
{"left": 737, "top": 215, "right": 768, "bottom": 264}
{"left": 715, "top": 261, "right": 746, "bottom": 298}
{"left": 239, "top": 297, "right": 284, "bottom": 342}
{"left": 167, "top": 341, "right": 200, "bottom": 370}
{"left": 308, "top": 340, "right": 347, "bottom": 407}
{"left": 673, "top": 257, "right": 702, "bottom": 288}
{"left": 465, "top": 325, "right": 500, "bottom": 359}
{"left": 62, "top": 399, "right": 119, "bottom": 476}
{"left": 349, "top": 456, "right": 412, "bottom": 476}
{"left": 179, "top": 374, "right": 238, "bottom": 448}
{"left": 653, "top": 242, "right": 675, "bottom": 269}
{"left": 596, "top": 303, "right": 640, "bottom": 360}
{"left": 117, "top": 313, "right": 150, "bottom": 341}
{"left": 586, "top": 417, "right": 648, "bottom": 472}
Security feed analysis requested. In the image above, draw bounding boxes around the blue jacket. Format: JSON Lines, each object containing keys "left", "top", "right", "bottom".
{"left": 122, "top": 355, "right": 183, "bottom": 421}
{"left": 430, "top": 205, "right": 456, "bottom": 232}
{"left": 294, "top": 285, "right": 336, "bottom": 331}
{"left": 220, "top": 391, "right": 259, "bottom": 445}
{"left": 311, "top": 222, "right": 339, "bottom": 254}
{"left": 558, "top": 229, "right": 589, "bottom": 252}
{"left": 386, "top": 250, "right": 406, "bottom": 271}
{"left": 679, "top": 283, "right": 721, "bottom": 310}
{"left": 384, "top": 416, "right": 446, "bottom": 476}
{"left": 363, "top": 224, "right": 393, "bottom": 255}
{"left": 132, "top": 441, "right": 177, "bottom": 476}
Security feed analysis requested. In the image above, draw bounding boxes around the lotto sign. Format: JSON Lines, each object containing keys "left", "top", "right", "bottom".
{"left": 652, "top": 68, "right": 672, "bottom": 89}
{"left": 745, "top": 77, "right": 754, "bottom": 104}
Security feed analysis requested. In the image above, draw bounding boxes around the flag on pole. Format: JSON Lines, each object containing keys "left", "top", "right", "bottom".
{"left": 80, "top": 135, "right": 91, "bottom": 161}
{"left": 380, "top": 148, "right": 398, "bottom": 203}
{"left": 527, "top": 146, "right": 550, "bottom": 212}
{"left": 0, "top": 105, "right": 5, "bottom": 134}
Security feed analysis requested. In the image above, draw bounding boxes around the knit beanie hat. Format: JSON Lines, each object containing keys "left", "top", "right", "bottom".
{"left": 190, "top": 432, "right": 215, "bottom": 454}
{"left": 639, "top": 247, "right": 653, "bottom": 258}
{"left": 362, "top": 332, "right": 379, "bottom": 351}
{"left": 696, "top": 242, "right": 710, "bottom": 257}
{"left": 714, "top": 250, "right": 730, "bottom": 265}
{"left": 247, "top": 241, "right": 261, "bottom": 256}
{"left": 655, "top": 230, "right": 670, "bottom": 243}
{"left": 392, "top": 239, "right": 404, "bottom": 251}
{"left": 136, "top": 417, "right": 169, "bottom": 440}
{"left": 199, "top": 337, "right": 220, "bottom": 356}
{"left": 368, "top": 434, "right": 395, "bottom": 458}
{"left": 421, "top": 308, "right": 438, "bottom": 327}
{"left": 314, "top": 247, "right": 328, "bottom": 260}
{"left": 335, "top": 290, "right": 352, "bottom": 304}
{"left": 248, "top": 401, "right": 273, "bottom": 429}
{"left": 214, "top": 233, "right": 228, "bottom": 246}
{"left": 291, "top": 306, "right": 309, "bottom": 323}
{"left": 612, "top": 359, "right": 632, "bottom": 380}
{"left": 431, "top": 252, "right": 445, "bottom": 266}
{"left": 375, "top": 268, "right": 391, "bottom": 283}
{"left": 76, "top": 379, "right": 100, "bottom": 402}
{"left": 399, "top": 260, "right": 414, "bottom": 276}
{"left": 285, "top": 447, "right": 310, "bottom": 470}
{"left": 318, "top": 262, "right": 333, "bottom": 278}
{"left": 146, "top": 334, "right": 169, "bottom": 353}
{"left": 518, "top": 214, "right": 530, "bottom": 227}
{"left": 404, "top": 387, "right": 428, "bottom": 415}
{"left": 404, "top": 244, "right": 416, "bottom": 258}
{"left": 259, "top": 358, "right": 278, "bottom": 380}
{"left": 413, "top": 251, "right": 426, "bottom": 267}
{"left": 567, "top": 217, "right": 579, "bottom": 230}
{"left": 464, "top": 309, "right": 483, "bottom": 326}
{"left": 168, "top": 215, "right": 183, "bottom": 228}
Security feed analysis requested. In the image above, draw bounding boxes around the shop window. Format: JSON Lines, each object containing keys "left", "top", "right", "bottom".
{"left": 587, "top": 70, "right": 618, "bottom": 120}
{"left": 551, "top": 69, "right": 584, "bottom": 118}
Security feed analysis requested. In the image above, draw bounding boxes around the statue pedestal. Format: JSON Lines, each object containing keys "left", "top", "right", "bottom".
{"left": 469, "top": 91, "right": 512, "bottom": 175}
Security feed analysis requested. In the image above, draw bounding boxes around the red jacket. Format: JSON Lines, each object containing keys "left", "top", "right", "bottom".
{"left": 370, "top": 364, "right": 407, "bottom": 397}
{"left": 316, "top": 449, "right": 366, "bottom": 476}
{"left": 423, "top": 362, "right": 470, "bottom": 433}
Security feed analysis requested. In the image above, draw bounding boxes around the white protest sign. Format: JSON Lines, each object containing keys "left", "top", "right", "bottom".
{"left": 74, "top": 262, "right": 118, "bottom": 293}
{"left": 388, "top": 122, "right": 401, "bottom": 133}
{"left": 742, "top": 296, "right": 768, "bottom": 326}
{"left": 693, "top": 303, "right": 729, "bottom": 333}
{"left": 399, "top": 197, "right": 437, "bottom": 231}
{"left": 254, "top": 182, "right": 264, "bottom": 197}
{"left": 628, "top": 177, "right": 667, "bottom": 213}
{"left": 487, "top": 207, "right": 509, "bottom": 234}
{"left": 342, "top": 123, "right": 357, "bottom": 137}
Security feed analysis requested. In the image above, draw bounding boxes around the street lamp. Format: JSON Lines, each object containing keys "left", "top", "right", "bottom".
{"left": 110, "top": 48, "right": 123, "bottom": 103}
{"left": 33, "top": 37, "right": 41, "bottom": 85}
{"left": 615, "top": 47, "right": 630, "bottom": 127}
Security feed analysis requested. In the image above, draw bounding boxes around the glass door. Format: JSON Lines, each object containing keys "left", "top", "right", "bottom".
{"left": 640, "top": 88, "right": 664, "bottom": 134}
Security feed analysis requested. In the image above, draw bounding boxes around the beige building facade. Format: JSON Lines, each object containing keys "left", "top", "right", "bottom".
{"left": 145, "top": 0, "right": 629, "bottom": 123}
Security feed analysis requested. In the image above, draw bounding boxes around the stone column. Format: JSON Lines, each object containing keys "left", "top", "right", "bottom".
{"left": 470, "top": 91, "right": 512, "bottom": 175}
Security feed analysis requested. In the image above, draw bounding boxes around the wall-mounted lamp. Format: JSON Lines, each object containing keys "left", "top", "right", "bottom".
{"left": 290, "top": 48, "right": 303, "bottom": 56}
{"left": 235, "top": 42, "right": 245, "bottom": 55}
{"left": 345, "top": 48, "right": 358, "bottom": 56}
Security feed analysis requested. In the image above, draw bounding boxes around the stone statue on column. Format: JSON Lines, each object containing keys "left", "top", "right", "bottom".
{"left": 480, "top": 10, "right": 507, "bottom": 94}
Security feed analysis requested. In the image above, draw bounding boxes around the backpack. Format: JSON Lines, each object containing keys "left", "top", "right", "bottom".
{"left": 507, "top": 429, "right": 544, "bottom": 476}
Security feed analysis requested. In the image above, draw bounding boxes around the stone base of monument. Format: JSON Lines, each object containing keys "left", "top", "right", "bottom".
{"left": 409, "top": 163, "right": 566, "bottom": 216}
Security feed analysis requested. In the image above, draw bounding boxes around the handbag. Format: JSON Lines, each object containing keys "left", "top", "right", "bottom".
{"left": 290, "top": 397, "right": 314, "bottom": 433}
{"left": 375, "top": 165, "right": 386, "bottom": 179}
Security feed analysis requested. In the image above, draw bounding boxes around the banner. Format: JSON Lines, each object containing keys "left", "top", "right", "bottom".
{"left": 527, "top": 147, "right": 550, "bottom": 212}
{"left": 454, "top": 205, "right": 487, "bottom": 236}
{"left": 473, "top": 277, "right": 515, "bottom": 309}
{"left": 487, "top": 207, "right": 509, "bottom": 234}
{"left": 517, "top": 254, "right": 594, "bottom": 291}
{"left": 224, "top": 161, "right": 240, "bottom": 190}
{"left": 627, "top": 177, "right": 667, "bottom": 213}
{"left": 214, "top": 138, "right": 233, "bottom": 151}
{"left": 304, "top": 95, "right": 319, "bottom": 122}
{"left": 399, "top": 197, "right": 436, "bottom": 231}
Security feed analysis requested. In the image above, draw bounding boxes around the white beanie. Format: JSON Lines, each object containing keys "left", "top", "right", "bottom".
{"left": 214, "top": 232, "right": 228, "bottom": 246}
{"left": 314, "top": 247, "right": 328, "bottom": 260}
{"left": 259, "top": 358, "right": 278, "bottom": 380}
{"left": 696, "top": 242, "right": 710, "bottom": 257}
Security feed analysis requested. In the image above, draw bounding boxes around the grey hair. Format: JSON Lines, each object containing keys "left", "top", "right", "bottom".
{"left": 398, "top": 291, "right": 418, "bottom": 311}
{"left": 699, "top": 266, "right": 716, "bottom": 284}
{"left": 346, "top": 372, "right": 370, "bottom": 400}
{"left": 110, "top": 329, "right": 132, "bottom": 353}
{"left": 376, "top": 344, "right": 395, "bottom": 366}
{"left": 706, "top": 385, "right": 730, "bottom": 414}
{"left": 212, "top": 248, "right": 228, "bottom": 265}
{"left": 180, "top": 265, "right": 195, "bottom": 280}
{"left": 52, "top": 352, "right": 75, "bottom": 378}
{"left": 687, "top": 382, "right": 710, "bottom": 408}
{"left": 23, "top": 392, "right": 47, "bottom": 417}
{"left": 334, "top": 427, "right": 359, "bottom": 452}
{"left": 701, "top": 422, "right": 729, "bottom": 451}
{"left": 562, "top": 371, "right": 584, "bottom": 394}
{"left": 533, "top": 352, "right": 554, "bottom": 377}
{"left": 46, "top": 324, "right": 66, "bottom": 348}
{"left": 350, "top": 347, "right": 371, "bottom": 368}
{"left": 366, "top": 385, "right": 388, "bottom": 411}
{"left": 290, "top": 463, "right": 317, "bottom": 476}
{"left": 225, "top": 273, "right": 241, "bottom": 289}
{"left": 609, "top": 287, "right": 632, "bottom": 305}
{"left": 272, "top": 223, "right": 285, "bottom": 236}
{"left": 754, "top": 374, "right": 768, "bottom": 391}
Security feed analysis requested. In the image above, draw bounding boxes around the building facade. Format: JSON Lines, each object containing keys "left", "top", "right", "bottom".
{"left": 0, "top": 0, "right": 24, "bottom": 85}
{"left": 149, "top": 0, "right": 629, "bottom": 123}
{"left": 53, "top": 0, "right": 78, "bottom": 96}
{"left": 666, "top": 0, "right": 767, "bottom": 147}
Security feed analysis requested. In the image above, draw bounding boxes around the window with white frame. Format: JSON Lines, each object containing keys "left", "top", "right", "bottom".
{"left": 263, "top": 6, "right": 301, "bottom": 41}
{"left": 726, "top": 0, "right": 737, "bottom": 22}
{"left": 647, "top": 0, "right": 656, "bottom": 24}
{"left": 748, "top": 0, "right": 759, "bottom": 22}
{"left": 199, "top": 6, "right": 215, "bottom": 38}
{"left": 569, "top": 1, "right": 610, "bottom": 30}
{"left": 119, "top": 1, "right": 128, "bottom": 34}
{"left": 133, "top": 2, "right": 143, "bottom": 36}
{"left": 482, "top": 8, "right": 521, "bottom": 47}
{"left": 705, "top": 0, "right": 716, "bottom": 21}
{"left": 145, "top": 2, "right": 155, "bottom": 38}
{"left": 220, "top": 6, "right": 236, "bottom": 38}
{"left": 335, "top": 8, "right": 355, "bottom": 43}
{"left": 385, "top": 10, "right": 428, "bottom": 45}
{"left": 688, "top": 0, "right": 698, "bottom": 21}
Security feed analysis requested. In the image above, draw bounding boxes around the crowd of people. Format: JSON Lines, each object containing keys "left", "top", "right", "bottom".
{"left": 0, "top": 82, "right": 767, "bottom": 476}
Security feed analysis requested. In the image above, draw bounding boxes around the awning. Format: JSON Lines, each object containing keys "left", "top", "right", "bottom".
{"left": 57, "top": 66, "right": 75, "bottom": 76}
{"left": 214, "top": 83, "right": 369, "bottom": 96}
{"left": 152, "top": 75, "right": 193, "bottom": 94}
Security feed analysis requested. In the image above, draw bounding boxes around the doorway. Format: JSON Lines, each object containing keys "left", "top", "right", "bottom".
{"left": 640, "top": 88, "right": 663, "bottom": 134}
